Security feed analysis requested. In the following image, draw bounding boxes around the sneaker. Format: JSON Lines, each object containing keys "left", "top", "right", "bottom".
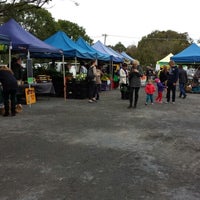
{"left": 3, "top": 113, "right": 9, "bottom": 117}
{"left": 11, "top": 113, "right": 16, "bottom": 116}
{"left": 127, "top": 105, "right": 132, "bottom": 109}
{"left": 183, "top": 95, "right": 187, "bottom": 99}
{"left": 145, "top": 103, "right": 147, "bottom": 106}
{"left": 151, "top": 103, "right": 154, "bottom": 105}
{"left": 88, "top": 100, "right": 93, "bottom": 103}
{"left": 172, "top": 102, "right": 175, "bottom": 104}
{"left": 164, "top": 101, "right": 169, "bottom": 104}
{"left": 92, "top": 98, "right": 97, "bottom": 102}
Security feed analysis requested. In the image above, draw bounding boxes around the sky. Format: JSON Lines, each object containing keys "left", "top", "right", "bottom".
{"left": 46, "top": 0, "right": 200, "bottom": 47}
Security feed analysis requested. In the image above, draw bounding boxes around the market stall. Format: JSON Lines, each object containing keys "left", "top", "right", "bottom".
{"left": 17, "top": 82, "right": 55, "bottom": 104}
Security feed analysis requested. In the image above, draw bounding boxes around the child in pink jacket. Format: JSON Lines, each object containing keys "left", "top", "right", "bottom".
{"left": 144, "top": 79, "right": 156, "bottom": 105}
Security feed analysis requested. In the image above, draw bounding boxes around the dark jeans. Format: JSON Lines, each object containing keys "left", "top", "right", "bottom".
{"left": 95, "top": 84, "right": 101, "bottom": 100}
{"left": 179, "top": 83, "right": 186, "bottom": 97}
{"left": 167, "top": 82, "right": 176, "bottom": 102}
{"left": 88, "top": 81, "right": 96, "bottom": 99}
{"left": 3, "top": 89, "right": 17, "bottom": 114}
{"left": 129, "top": 87, "right": 140, "bottom": 107}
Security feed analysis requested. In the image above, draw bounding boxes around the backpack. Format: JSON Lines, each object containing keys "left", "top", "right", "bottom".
{"left": 87, "top": 66, "right": 95, "bottom": 81}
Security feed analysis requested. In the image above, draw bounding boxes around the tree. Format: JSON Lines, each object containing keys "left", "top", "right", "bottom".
{"left": 112, "top": 42, "right": 126, "bottom": 53}
{"left": 0, "top": 3, "right": 93, "bottom": 44}
{"left": 2, "top": 3, "right": 57, "bottom": 40}
{"left": 126, "top": 44, "right": 137, "bottom": 60}
{"left": 0, "top": 0, "right": 51, "bottom": 9}
{"left": 57, "top": 19, "right": 93, "bottom": 44}
{"left": 132, "top": 30, "right": 192, "bottom": 67}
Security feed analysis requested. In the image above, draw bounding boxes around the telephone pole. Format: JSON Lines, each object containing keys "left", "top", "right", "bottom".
{"left": 102, "top": 34, "right": 107, "bottom": 45}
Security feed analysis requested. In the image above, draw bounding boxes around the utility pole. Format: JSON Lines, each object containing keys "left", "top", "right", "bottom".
{"left": 102, "top": 34, "right": 107, "bottom": 45}
{"left": 68, "top": 0, "right": 80, "bottom": 6}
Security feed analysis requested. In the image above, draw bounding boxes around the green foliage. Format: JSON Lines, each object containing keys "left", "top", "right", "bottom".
{"left": 2, "top": 3, "right": 57, "bottom": 40}
{"left": 0, "top": 2, "right": 195, "bottom": 68}
{"left": 57, "top": 19, "right": 93, "bottom": 44}
{"left": 129, "top": 30, "right": 192, "bottom": 67}
{"left": 111, "top": 42, "right": 126, "bottom": 52}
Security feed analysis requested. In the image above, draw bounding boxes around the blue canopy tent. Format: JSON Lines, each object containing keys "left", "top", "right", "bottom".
{"left": 121, "top": 51, "right": 134, "bottom": 62}
{"left": 0, "top": 19, "right": 62, "bottom": 58}
{"left": 0, "top": 33, "right": 10, "bottom": 46}
{"left": 76, "top": 37, "right": 110, "bottom": 61}
{"left": 171, "top": 43, "right": 200, "bottom": 64}
{"left": 44, "top": 31, "right": 97, "bottom": 100}
{"left": 108, "top": 47, "right": 125, "bottom": 61}
{"left": 92, "top": 40, "right": 123, "bottom": 63}
{"left": 44, "top": 31, "right": 95, "bottom": 60}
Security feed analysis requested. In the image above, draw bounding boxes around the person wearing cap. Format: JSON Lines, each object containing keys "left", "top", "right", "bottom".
{"left": 155, "top": 78, "right": 167, "bottom": 103}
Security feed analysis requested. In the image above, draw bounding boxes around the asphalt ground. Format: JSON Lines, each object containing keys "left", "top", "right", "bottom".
{"left": 0, "top": 87, "right": 200, "bottom": 200}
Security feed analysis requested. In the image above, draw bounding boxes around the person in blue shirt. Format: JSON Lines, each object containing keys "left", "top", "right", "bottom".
{"left": 166, "top": 60, "right": 179, "bottom": 104}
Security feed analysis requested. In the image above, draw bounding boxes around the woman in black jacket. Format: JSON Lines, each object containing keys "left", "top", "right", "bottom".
{"left": 128, "top": 60, "right": 143, "bottom": 108}
{"left": 0, "top": 66, "right": 18, "bottom": 116}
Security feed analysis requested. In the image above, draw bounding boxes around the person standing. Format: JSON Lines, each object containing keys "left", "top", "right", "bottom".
{"left": 155, "top": 78, "right": 166, "bottom": 103}
{"left": 119, "top": 63, "right": 128, "bottom": 99}
{"left": 11, "top": 57, "right": 23, "bottom": 82}
{"left": 193, "top": 66, "right": 200, "bottom": 84}
{"left": 159, "top": 65, "right": 168, "bottom": 86}
{"left": 166, "top": 60, "right": 179, "bottom": 104}
{"left": 87, "top": 60, "right": 97, "bottom": 103}
{"left": 128, "top": 60, "right": 143, "bottom": 108}
{"left": 95, "top": 65, "right": 103, "bottom": 100}
{"left": 79, "top": 61, "right": 87, "bottom": 74}
{"left": 0, "top": 66, "right": 18, "bottom": 116}
{"left": 144, "top": 79, "right": 156, "bottom": 105}
{"left": 67, "top": 63, "right": 76, "bottom": 78}
{"left": 178, "top": 65, "right": 188, "bottom": 99}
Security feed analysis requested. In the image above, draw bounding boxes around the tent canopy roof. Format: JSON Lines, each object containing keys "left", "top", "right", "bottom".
{"left": 157, "top": 53, "right": 173, "bottom": 65}
{"left": 44, "top": 31, "right": 95, "bottom": 59}
{"left": 171, "top": 43, "right": 200, "bottom": 63}
{"left": 0, "top": 33, "right": 10, "bottom": 45}
{"left": 120, "top": 51, "right": 134, "bottom": 61}
{"left": 76, "top": 37, "right": 110, "bottom": 61}
{"left": 0, "top": 18, "right": 61, "bottom": 55}
{"left": 92, "top": 40, "right": 123, "bottom": 63}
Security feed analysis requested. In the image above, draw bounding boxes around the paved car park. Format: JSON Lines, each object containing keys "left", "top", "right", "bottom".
{"left": 0, "top": 88, "right": 200, "bottom": 200}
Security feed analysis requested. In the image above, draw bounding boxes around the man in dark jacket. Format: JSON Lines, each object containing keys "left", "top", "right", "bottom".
{"left": 0, "top": 66, "right": 18, "bottom": 116}
{"left": 166, "top": 60, "right": 179, "bottom": 104}
{"left": 178, "top": 65, "right": 188, "bottom": 98}
{"left": 11, "top": 57, "right": 23, "bottom": 81}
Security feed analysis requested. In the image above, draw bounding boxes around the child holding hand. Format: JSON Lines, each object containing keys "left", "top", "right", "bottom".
{"left": 155, "top": 78, "right": 167, "bottom": 103}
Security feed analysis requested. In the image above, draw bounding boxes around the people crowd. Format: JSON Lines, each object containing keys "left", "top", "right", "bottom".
{"left": 2, "top": 55, "right": 200, "bottom": 117}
